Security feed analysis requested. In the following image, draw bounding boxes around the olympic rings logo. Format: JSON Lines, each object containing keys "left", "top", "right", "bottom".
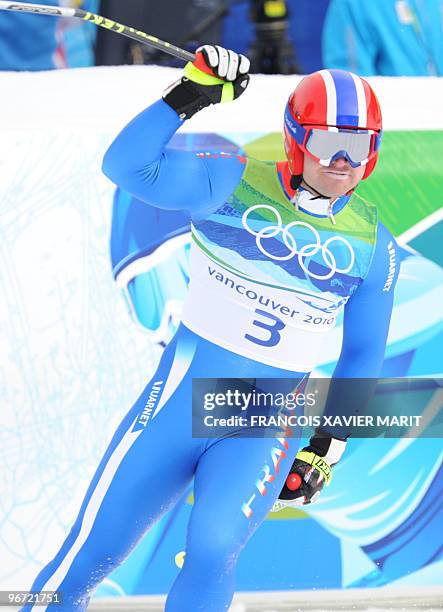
{"left": 242, "top": 204, "right": 355, "bottom": 280}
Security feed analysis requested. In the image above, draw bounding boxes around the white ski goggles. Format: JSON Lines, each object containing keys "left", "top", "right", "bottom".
{"left": 304, "top": 128, "right": 377, "bottom": 168}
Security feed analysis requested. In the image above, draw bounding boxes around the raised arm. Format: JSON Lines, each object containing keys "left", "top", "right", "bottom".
{"left": 102, "top": 46, "right": 250, "bottom": 213}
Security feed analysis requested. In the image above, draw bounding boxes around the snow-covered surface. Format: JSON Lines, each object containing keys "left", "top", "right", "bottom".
{"left": 1, "top": 65, "right": 443, "bottom": 132}
{"left": 85, "top": 584, "right": 443, "bottom": 610}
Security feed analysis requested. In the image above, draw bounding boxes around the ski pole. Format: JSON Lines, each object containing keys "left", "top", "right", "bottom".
{"left": 0, "top": 1, "right": 196, "bottom": 63}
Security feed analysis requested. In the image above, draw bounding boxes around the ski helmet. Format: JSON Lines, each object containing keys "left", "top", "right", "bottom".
{"left": 284, "top": 69, "right": 382, "bottom": 180}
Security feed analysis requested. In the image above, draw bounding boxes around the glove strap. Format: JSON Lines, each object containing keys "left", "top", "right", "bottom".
{"left": 296, "top": 450, "right": 332, "bottom": 485}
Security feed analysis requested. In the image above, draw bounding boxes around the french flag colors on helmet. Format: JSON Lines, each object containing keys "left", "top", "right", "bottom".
{"left": 284, "top": 69, "right": 383, "bottom": 180}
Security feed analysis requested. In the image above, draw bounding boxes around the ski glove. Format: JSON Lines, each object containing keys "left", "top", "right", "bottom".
{"left": 272, "top": 431, "right": 347, "bottom": 511}
{"left": 163, "top": 45, "right": 250, "bottom": 120}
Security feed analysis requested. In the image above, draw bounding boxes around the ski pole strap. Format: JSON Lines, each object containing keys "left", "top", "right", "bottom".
{"left": 296, "top": 450, "right": 333, "bottom": 485}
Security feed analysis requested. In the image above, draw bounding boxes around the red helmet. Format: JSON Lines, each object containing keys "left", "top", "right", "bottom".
{"left": 284, "top": 69, "right": 383, "bottom": 180}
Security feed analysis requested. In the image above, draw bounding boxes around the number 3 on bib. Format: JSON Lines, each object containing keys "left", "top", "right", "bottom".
{"left": 245, "top": 309, "right": 286, "bottom": 347}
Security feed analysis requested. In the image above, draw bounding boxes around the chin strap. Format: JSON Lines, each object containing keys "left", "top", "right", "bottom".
{"left": 300, "top": 177, "right": 331, "bottom": 200}
{"left": 290, "top": 174, "right": 303, "bottom": 191}
{"left": 290, "top": 174, "right": 338, "bottom": 225}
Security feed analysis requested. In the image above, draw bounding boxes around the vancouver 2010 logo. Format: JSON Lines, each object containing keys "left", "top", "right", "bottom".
{"left": 242, "top": 204, "right": 355, "bottom": 280}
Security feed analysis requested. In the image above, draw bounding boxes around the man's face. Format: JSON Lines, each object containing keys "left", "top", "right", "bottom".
{"left": 302, "top": 153, "right": 366, "bottom": 198}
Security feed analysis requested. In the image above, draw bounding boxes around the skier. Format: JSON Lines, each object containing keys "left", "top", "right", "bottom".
{"left": 24, "top": 46, "right": 399, "bottom": 610}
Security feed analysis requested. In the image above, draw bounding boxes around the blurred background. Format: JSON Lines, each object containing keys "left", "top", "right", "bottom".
{"left": 1, "top": 0, "right": 442, "bottom": 76}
